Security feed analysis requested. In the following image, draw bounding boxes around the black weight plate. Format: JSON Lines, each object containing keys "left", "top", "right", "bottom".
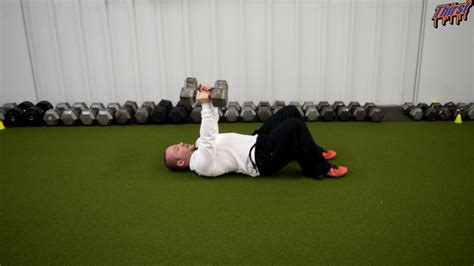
{"left": 4, "top": 107, "right": 24, "bottom": 127}
{"left": 36, "top": 100, "right": 54, "bottom": 112}
{"left": 18, "top": 101, "right": 34, "bottom": 111}
{"left": 24, "top": 106, "right": 45, "bottom": 126}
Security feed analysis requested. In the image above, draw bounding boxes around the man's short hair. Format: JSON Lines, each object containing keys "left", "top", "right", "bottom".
{"left": 164, "top": 149, "right": 187, "bottom": 171}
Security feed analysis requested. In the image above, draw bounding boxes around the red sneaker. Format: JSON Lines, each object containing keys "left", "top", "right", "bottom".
{"left": 322, "top": 150, "right": 336, "bottom": 160}
{"left": 326, "top": 165, "right": 348, "bottom": 178}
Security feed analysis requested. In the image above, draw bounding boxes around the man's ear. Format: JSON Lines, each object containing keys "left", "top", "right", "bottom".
{"left": 177, "top": 159, "right": 185, "bottom": 167}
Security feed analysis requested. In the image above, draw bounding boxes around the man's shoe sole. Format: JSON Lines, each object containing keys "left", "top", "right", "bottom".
{"left": 326, "top": 173, "right": 346, "bottom": 178}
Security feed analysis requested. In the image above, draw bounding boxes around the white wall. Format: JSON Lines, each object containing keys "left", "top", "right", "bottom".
{"left": 417, "top": 0, "right": 473, "bottom": 104}
{"left": 1, "top": 0, "right": 472, "bottom": 107}
{"left": 1, "top": 0, "right": 37, "bottom": 102}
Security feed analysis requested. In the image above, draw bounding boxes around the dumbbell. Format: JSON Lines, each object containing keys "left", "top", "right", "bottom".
{"left": 72, "top": 102, "right": 88, "bottom": 116}
{"left": 3, "top": 103, "right": 18, "bottom": 111}
{"left": 0, "top": 107, "right": 5, "bottom": 121}
{"left": 426, "top": 102, "right": 447, "bottom": 121}
{"left": 438, "top": 102, "right": 452, "bottom": 119}
{"left": 60, "top": 102, "right": 86, "bottom": 126}
{"left": 64, "top": 102, "right": 88, "bottom": 125}
{"left": 2, "top": 103, "right": 18, "bottom": 125}
{"left": 436, "top": 104, "right": 451, "bottom": 120}
{"left": 2, "top": 103, "right": 18, "bottom": 123}
{"left": 150, "top": 100, "right": 173, "bottom": 124}
{"left": 78, "top": 103, "right": 104, "bottom": 125}
{"left": 190, "top": 104, "right": 226, "bottom": 124}
{"left": 410, "top": 102, "right": 430, "bottom": 121}
{"left": 363, "top": 103, "right": 384, "bottom": 122}
{"left": 3, "top": 101, "right": 34, "bottom": 127}
{"left": 134, "top": 101, "right": 156, "bottom": 124}
{"left": 417, "top": 103, "right": 428, "bottom": 112}
{"left": 289, "top": 101, "right": 305, "bottom": 117}
{"left": 189, "top": 103, "right": 223, "bottom": 123}
{"left": 257, "top": 101, "right": 272, "bottom": 122}
{"left": 56, "top": 103, "right": 71, "bottom": 114}
{"left": 423, "top": 103, "right": 438, "bottom": 121}
{"left": 179, "top": 77, "right": 229, "bottom": 107}
{"left": 169, "top": 101, "right": 192, "bottom": 124}
{"left": 179, "top": 77, "right": 199, "bottom": 106}
{"left": 61, "top": 110, "right": 79, "bottom": 126}
{"left": 317, "top": 101, "right": 336, "bottom": 121}
{"left": 225, "top": 102, "right": 241, "bottom": 122}
{"left": 402, "top": 102, "right": 422, "bottom": 120}
{"left": 410, "top": 107, "right": 423, "bottom": 120}
{"left": 402, "top": 102, "right": 428, "bottom": 120}
{"left": 218, "top": 107, "right": 226, "bottom": 122}
{"left": 272, "top": 101, "right": 286, "bottom": 114}
{"left": 347, "top": 102, "right": 367, "bottom": 121}
{"left": 97, "top": 103, "right": 121, "bottom": 126}
{"left": 115, "top": 101, "right": 138, "bottom": 124}
{"left": 302, "top": 101, "right": 319, "bottom": 122}
{"left": 401, "top": 102, "right": 414, "bottom": 115}
{"left": 429, "top": 103, "right": 451, "bottom": 121}
{"left": 190, "top": 103, "right": 202, "bottom": 123}
{"left": 23, "top": 101, "right": 54, "bottom": 126}
{"left": 467, "top": 103, "right": 474, "bottom": 120}
{"left": 453, "top": 102, "right": 468, "bottom": 120}
{"left": 402, "top": 102, "right": 424, "bottom": 120}
{"left": 240, "top": 101, "right": 257, "bottom": 122}
{"left": 211, "top": 80, "right": 229, "bottom": 107}
{"left": 44, "top": 108, "right": 62, "bottom": 126}
{"left": 71, "top": 102, "right": 92, "bottom": 125}
{"left": 43, "top": 103, "right": 70, "bottom": 126}
{"left": 444, "top": 102, "right": 465, "bottom": 119}
{"left": 332, "top": 101, "right": 351, "bottom": 121}
{"left": 444, "top": 101, "right": 456, "bottom": 115}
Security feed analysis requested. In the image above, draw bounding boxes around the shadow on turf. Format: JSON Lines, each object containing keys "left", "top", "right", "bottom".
{"left": 158, "top": 162, "right": 315, "bottom": 181}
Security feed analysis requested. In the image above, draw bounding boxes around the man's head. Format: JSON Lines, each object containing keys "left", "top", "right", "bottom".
{"left": 164, "top": 143, "right": 196, "bottom": 171}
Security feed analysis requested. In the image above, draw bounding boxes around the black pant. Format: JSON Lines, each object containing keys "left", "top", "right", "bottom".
{"left": 253, "top": 105, "right": 331, "bottom": 179}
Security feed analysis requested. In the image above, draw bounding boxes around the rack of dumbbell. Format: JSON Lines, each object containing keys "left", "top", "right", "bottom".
{"left": 401, "top": 102, "right": 473, "bottom": 121}
{"left": 2, "top": 100, "right": 473, "bottom": 127}
{"left": 1, "top": 78, "right": 473, "bottom": 127}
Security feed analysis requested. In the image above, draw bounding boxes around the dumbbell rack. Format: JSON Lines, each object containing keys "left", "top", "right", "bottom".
{"left": 1, "top": 100, "right": 472, "bottom": 127}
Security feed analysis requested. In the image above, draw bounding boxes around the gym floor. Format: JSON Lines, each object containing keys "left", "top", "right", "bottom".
{"left": 1, "top": 121, "right": 473, "bottom": 264}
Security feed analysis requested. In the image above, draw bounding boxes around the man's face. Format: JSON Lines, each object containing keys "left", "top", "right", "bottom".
{"left": 166, "top": 143, "right": 196, "bottom": 165}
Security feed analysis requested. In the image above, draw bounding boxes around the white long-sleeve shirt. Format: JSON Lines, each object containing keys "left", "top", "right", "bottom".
{"left": 189, "top": 103, "right": 259, "bottom": 177}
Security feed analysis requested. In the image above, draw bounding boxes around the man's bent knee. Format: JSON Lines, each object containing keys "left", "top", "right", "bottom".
{"left": 284, "top": 117, "right": 306, "bottom": 128}
{"left": 281, "top": 105, "right": 297, "bottom": 113}
{"left": 279, "top": 105, "right": 302, "bottom": 118}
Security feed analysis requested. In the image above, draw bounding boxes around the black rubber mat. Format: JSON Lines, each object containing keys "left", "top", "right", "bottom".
{"left": 379, "top": 105, "right": 411, "bottom": 122}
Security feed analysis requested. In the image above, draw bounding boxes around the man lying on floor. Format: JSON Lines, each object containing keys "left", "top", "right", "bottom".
{"left": 164, "top": 83, "right": 348, "bottom": 180}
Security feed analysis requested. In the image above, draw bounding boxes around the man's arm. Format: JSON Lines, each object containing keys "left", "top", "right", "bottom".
{"left": 191, "top": 84, "right": 221, "bottom": 175}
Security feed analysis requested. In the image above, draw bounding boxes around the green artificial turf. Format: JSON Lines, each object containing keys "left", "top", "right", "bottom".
{"left": 1, "top": 121, "right": 473, "bottom": 265}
